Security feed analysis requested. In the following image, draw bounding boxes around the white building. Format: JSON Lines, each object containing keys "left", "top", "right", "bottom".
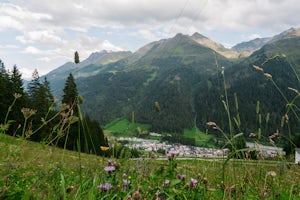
{"left": 295, "top": 148, "right": 300, "bottom": 164}
{"left": 246, "top": 142, "right": 284, "bottom": 158}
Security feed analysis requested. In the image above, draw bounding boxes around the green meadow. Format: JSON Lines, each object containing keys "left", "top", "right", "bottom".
{"left": 1, "top": 133, "right": 300, "bottom": 199}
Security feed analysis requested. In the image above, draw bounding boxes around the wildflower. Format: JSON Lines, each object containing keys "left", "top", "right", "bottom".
{"left": 0, "top": 124, "right": 9, "bottom": 132}
{"left": 123, "top": 179, "right": 131, "bottom": 192}
{"left": 132, "top": 190, "right": 142, "bottom": 200}
{"left": 108, "top": 159, "right": 113, "bottom": 166}
{"left": 66, "top": 185, "right": 75, "bottom": 193}
{"left": 168, "top": 150, "right": 177, "bottom": 156}
{"left": 21, "top": 108, "right": 37, "bottom": 119}
{"left": 150, "top": 151, "right": 156, "bottom": 158}
{"left": 229, "top": 184, "right": 236, "bottom": 193}
{"left": 78, "top": 95, "right": 84, "bottom": 104}
{"left": 123, "top": 179, "right": 130, "bottom": 186}
{"left": 284, "top": 114, "right": 289, "bottom": 123}
{"left": 202, "top": 177, "right": 208, "bottom": 185}
{"left": 115, "top": 184, "right": 121, "bottom": 191}
{"left": 100, "top": 146, "right": 109, "bottom": 151}
{"left": 68, "top": 116, "right": 78, "bottom": 124}
{"left": 266, "top": 171, "right": 277, "bottom": 177}
{"left": 104, "top": 166, "right": 116, "bottom": 173}
{"left": 221, "top": 66, "right": 225, "bottom": 75}
{"left": 98, "top": 183, "right": 113, "bottom": 192}
{"left": 126, "top": 195, "right": 132, "bottom": 200}
{"left": 167, "top": 150, "right": 177, "bottom": 160}
{"left": 164, "top": 179, "right": 170, "bottom": 187}
{"left": 113, "top": 160, "right": 121, "bottom": 169}
{"left": 154, "top": 101, "right": 160, "bottom": 112}
{"left": 253, "top": 65, "right": 264, "bottom": 72}
{"left": 197, "top": 173, "right": 202, "bottom": 179}
{"left": 249, "top": 133, "right": 257, "bottom": 138}
{"left": 206, "top": 122, "right": 217, "bottom": 127}
{"left": 177, "top": 174, "right": 186, "bottom": 181}
{"left": 269, "top": 132, "right": 279, "bottom": 140}
{"left": 60, "top": 103, "right": 70, "bottom": 112}
{"left": 13, "top": 93, "right": 22, "bottom": 99}
{"left": 190, "top": 178, "right": 198, "bottom": 187}
{"left": 122, "top": 172, "right": 127, "bottom": 178}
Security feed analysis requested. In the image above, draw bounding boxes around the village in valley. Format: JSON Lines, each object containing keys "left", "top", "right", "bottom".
{"left": 113, "top": 132, "right": 292, "bottom": 161}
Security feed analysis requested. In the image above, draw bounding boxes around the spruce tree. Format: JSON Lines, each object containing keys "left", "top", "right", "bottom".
{"left": 59, "top": 73, "right": 79, "bottom": 150}
{"left": 74, "top": 51, "right": 80, "bottom": 64}
{"left": 27, "top": 70, "right": 55, "bottom": 141}
{"left": 0, "top": 60, "right": 11, "bottom": 123}
{"left": 10, "top": 65, "right": 24, "bottom": 95}
{"left": 9, "top": 65, "right": 28, "bottom": 135}
{"left": 62, "top": 73, "right": 78, "bottom": 108}
{"left": 41, "top": 77, "right": 54, "bottom": 109}
{"left": 27, "top": 69, "right": 41, "bottom": 108}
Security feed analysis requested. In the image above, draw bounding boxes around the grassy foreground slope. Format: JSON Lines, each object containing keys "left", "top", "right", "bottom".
{"left": 1, "top": 133, "right": 300, "bottom": 199}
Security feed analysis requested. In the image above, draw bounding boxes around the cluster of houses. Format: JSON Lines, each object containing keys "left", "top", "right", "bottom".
{"left": 245, "top": 142, "right": 285, "bottom": 158}
{"left": 115, "top": 135, "right": 300, "bottom": 163}
{"left": 117, "top": 136, "right": 228, "bottom": 158}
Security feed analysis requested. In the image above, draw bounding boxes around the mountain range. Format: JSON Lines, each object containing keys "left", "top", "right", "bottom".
{"left": 44, "top": 27, "right": 300, "bottom": 138}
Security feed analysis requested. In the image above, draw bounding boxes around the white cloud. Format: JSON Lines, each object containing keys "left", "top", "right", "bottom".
{"left": 1, "top": 0, "right": 300, "bottom": 77}
{"left": 0, "top": 3, "right": 52, "bottom": 31}
{"left": 23, "top": 46, "right": 44, "bottom": 54}
{"left": 19, "top": 67, "right": 33, "bottom": 80}
{"left": 36, "top": 57, "right": 51, "bottom": 62}
{"left": 248, "top": 34, "right": 262, "bottom": 40}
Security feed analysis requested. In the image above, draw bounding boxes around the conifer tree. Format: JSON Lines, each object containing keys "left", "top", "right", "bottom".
{"left": 9, "top": 65, "right": 28, "bottom": 135}
{"left": 62, "top": 73, "right": 78, "bottom": 108}
{"left": 27, "top": 70, "right": 55, "bottom": 141}
{"left": 27, "top": 69, "right": 41, "bottom": 107}
{"left": 74, "top": 51, "right": 80, "bottom": 64}
{"left": 10, "top": 65, "right": 24, "bottom": 95}
{"left": 58, "top": 73, "right": 79, "bottom": 150}
{"left": 0, "top": 60, "right": 11, "bottom": 123}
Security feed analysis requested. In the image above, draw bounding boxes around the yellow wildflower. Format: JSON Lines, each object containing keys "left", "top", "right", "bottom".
{"left": 100, "top": 146, "right": 109, "bottom": 151}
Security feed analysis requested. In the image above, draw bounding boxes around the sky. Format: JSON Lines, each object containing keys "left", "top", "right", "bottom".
{"left": 0, "top": 0, "right": 299, "bottom": 79}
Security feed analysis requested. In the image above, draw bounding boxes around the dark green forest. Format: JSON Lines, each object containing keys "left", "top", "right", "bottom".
{"left": 0, "top": 60, "right": 107, "bottom": 155}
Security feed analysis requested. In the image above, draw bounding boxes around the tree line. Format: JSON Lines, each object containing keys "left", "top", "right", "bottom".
{"left": 0, "top": 58, "right": 108, "bottom": 155}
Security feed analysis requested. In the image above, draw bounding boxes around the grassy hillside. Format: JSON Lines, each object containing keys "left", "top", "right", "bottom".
{"left": 103, "top": 118, "right": 217, "bottom": 147}
{"left": 1, "top": 133, "right": 300, "bottom": 199}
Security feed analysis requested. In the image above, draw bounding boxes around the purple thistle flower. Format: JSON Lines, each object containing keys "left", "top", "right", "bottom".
{"left": 164, "top": 179, "right": 170, "bottom": 187}
{"left": 104, "top": 165, "right": 116, "bottom": 173}
{"left": 98, "top": 183, "right": 113, "bottom": 192}
{"left": 190, "top": 178, "right": 198, "bottom": 187}
{"left": 177, "top": 174, "right": 186, "bottom": 181}
{"left": 108, "top": 159, "right": 113, "bottom": 166}
{"left": 122, "top": 179, "right": 131, "bottom": 192}
{"left": 123, "top": 179, "right": 131, "bottom": 186}
{"left": 167, "top": 150, "right": 178, "bottom": 160}
{"left": 168, "top": 150, "right": 178, "bottom": 156}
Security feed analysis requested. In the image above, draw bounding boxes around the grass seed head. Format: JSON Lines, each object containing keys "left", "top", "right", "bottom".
{"left": 288, "top": 87, "right": 300, "bottom": 94}
{"left": 253, "top": 65, "right": 264, "bottom": 72}
{"left": 264, "top": 73, "right": 272, "bottom": 79}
